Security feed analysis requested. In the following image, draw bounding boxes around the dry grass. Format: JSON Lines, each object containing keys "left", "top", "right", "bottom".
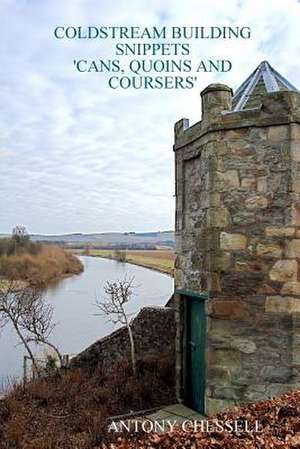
{"left": 0, "top": 245, "right": 83, "bottom": 285}
{"left": 0, "top": 354, "right": 175, "bottom": 449}
{"left": 85, "top": 250, "right": 175, "bottom": 275}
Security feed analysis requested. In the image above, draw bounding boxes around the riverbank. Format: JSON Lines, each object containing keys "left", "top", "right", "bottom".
{"left": 0, "top": 242, "right": 84, "bottom": 285}
{"left": 75, "top": 249, "right": 175, "bottom": 276}
{"left": 0, "top": 355, "right": 175, "bottom": 448}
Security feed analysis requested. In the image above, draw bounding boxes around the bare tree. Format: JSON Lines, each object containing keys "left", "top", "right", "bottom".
{"left": 12, "top": 225, "right": 30, "bottom": 245}
{"left": 95, "top": 277, "right": 137, "bottom": 375}
{"left": 20, "top": 293, "right": 62, "bottom": 365}
{"left": 0, "top": 281, "right": 40, "bottom": 373}
{"left": 0, "top": 280, "right": 62, "bottom": 376}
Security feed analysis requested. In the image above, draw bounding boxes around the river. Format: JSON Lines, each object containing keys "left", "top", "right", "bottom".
{"left": 0, "top": 256, "right": 173, "bottom": 391}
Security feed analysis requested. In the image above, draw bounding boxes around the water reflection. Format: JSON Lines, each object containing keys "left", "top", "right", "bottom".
{"left": 0, "top": 256, "right": 173, "bottom": 390}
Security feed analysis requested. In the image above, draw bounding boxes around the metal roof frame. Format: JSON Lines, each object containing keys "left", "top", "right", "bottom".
{"left": 232, "top": 61, "right": 298, "bottom": 112}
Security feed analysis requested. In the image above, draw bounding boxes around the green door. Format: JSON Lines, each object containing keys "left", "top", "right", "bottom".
{"left": 186, "top": 296, "right": 206, "bottom": 413}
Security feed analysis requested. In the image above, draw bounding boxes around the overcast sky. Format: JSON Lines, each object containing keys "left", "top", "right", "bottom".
{"left": 0, "top": 0, "right": 300, "bottom": 234}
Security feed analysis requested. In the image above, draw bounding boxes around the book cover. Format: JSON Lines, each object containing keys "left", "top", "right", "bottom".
{"left": 0, "top": 1, "right": 300, "bottom": 447}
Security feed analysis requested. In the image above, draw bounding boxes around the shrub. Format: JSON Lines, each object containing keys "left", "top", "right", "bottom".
{"left": 114, "top": 249, "right": 127, "bottom": 262}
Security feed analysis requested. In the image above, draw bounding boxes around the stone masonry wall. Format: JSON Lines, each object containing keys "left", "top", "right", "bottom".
{"left": 72, "top": 306, "right": 175, "bottom": 370}
{"left": 206, "top": 121, "right": 300, "bottom": 413}
{"left": 174, "top": 88, "right": 300, "bottom": 414}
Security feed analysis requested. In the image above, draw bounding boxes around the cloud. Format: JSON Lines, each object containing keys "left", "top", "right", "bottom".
{"left": 0, "top": 148, "right": 14, "bottom": 158}
{"left": 0, "top": 0, "right": 300, "bottom": 233}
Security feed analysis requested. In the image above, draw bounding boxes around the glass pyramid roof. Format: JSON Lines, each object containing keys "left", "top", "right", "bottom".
{"left": 232, "top": 61, "right": 298, "bottom": 111}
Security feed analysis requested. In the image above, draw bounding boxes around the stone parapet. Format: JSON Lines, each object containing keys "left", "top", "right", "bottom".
{"left": 174, "top": 91, "right": 300, "bottom": 151}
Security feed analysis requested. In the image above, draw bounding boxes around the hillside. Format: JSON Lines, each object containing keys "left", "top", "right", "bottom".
{"left": 1, "top": 361, "right": 300, "bottom": 448}
{"left": 0, "top": 231, "right": 175, "bottom": 249}
{"left": 0, "top": 355, "right": 175, "bottom": 449}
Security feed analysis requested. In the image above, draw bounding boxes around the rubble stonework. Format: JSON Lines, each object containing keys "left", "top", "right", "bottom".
{"left": 72, "top": 306, "right": 175, "bottom": 370}
{"left": 174, "top": 62, "right": 300, "bottom": 414}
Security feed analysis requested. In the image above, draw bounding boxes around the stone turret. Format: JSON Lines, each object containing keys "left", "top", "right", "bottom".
{"left": 174, "top": 62, "right": 300, "bottom": 414}
{"left": 200, "top": 83, "right": 232, "bottom": 124}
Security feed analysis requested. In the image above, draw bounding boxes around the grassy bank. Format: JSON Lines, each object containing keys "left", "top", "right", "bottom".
{"left": 0, "top": 354, "right": 175, "bottom": 449}
{"left": 0, "top": 242, "right": 83, "bottom": 285}
{"left": 81, "top": 249, "right": 175, "bottom": 276}
{"left": 2, "top": 360, "right": 300, "bottom": 448}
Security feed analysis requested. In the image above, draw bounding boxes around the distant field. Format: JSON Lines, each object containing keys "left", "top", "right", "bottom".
{"left": 80, "top": 249, "right": 175, "bottom": 276}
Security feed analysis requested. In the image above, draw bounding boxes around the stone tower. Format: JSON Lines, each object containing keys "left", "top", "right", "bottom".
{"left": 174, "top": 61, "right": 300, "bottom": 414}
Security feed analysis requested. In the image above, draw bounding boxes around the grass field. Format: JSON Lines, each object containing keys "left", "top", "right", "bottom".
{"left": 82, "top": 249, "right": 175, "bottom": 276}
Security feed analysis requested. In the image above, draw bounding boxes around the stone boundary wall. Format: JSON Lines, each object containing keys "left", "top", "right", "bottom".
{"left": 71, "top": 306, "right": 175, "bottom": 370}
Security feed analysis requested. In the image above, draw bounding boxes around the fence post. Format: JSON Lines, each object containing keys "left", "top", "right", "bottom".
{"left": 61, "top": 354, "right": 70, "bottom": 368}
{"left": 23, "top": 355, "right": 28, "bottom": 386}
